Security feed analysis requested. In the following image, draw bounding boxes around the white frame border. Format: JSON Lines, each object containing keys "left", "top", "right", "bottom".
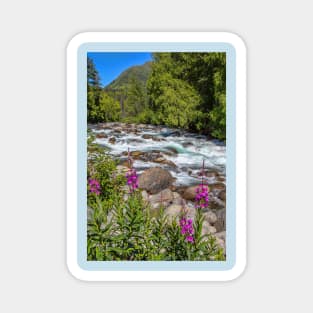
{"left": 66, "top": 32, "right": 246, "bottom": 281}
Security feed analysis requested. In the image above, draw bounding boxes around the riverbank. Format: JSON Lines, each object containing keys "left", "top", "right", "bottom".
{"left": 89, "top": 122, "right": 226, "bottom": 252}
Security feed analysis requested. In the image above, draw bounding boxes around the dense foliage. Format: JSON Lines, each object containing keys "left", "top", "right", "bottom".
{"left": 87, "top": 53, "right": 226, "bottom": 140}
{"left": 87, "top": 134, "right": 225, "bottom": 261}
{"left": 147, "top": 53, "right": 226, "bottom": 139}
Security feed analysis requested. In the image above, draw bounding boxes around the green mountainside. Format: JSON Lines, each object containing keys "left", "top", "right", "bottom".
{"left": 105, "top": 61, "right": 152, "bottom": 91}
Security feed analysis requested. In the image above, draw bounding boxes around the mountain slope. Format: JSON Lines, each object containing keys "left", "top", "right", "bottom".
{"left": 105, "top": 61, "right": 152, "bottom": 91}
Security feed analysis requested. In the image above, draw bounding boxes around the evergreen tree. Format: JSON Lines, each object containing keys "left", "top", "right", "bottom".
{"left": 87, "top": 57, "right": 101, "bottom": 122}
{"left": 87, "top": 57, "right": 101, "bottom": 90}
{"left": 125, "top": 77, "right": 147, "bottom": 116}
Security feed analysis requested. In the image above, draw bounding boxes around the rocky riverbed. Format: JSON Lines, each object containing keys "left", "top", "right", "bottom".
{"left": 89, "top": 122, "right": 227, "bottom": 252}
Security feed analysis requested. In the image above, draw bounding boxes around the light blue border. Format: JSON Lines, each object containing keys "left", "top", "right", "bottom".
{"left": 77, "top": 42, "right": 236, "bottom": 271}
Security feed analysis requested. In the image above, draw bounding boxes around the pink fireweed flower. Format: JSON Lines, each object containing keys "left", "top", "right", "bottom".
{"left": 126, "top": 147, "right": 138, "bottom": 193}
{"left": 126, "top": 169, "right": 138, "bottom": 192}
{"left": 179, "top": 217, "right": 194, "bottom": 243}
{"left": 195, "top": 159, "right": 209, "bottom": 208}
{"left": 195, "top": 185, "right": 209, "bottom": 209}
{"left": 88, "top": 178, "right": 101, "bottom": 195}
{"left": 186, "top": 235, "right": 194, "bottom": 243}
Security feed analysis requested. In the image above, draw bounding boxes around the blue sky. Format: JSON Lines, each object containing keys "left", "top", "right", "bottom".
{"left": 87, "top": 52, "right": 152, "bottom": 87}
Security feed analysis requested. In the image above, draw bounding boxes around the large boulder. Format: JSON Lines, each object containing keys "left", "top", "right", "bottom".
{"left": 164, "top": 204, "right": 183, "bottom": 220}
{"left": 149, "top": 188, "right": 174, "bottom": 209}
{"left": 218, "top": 190, "right": 226, "bottom": 201}
{"left": 141, "top": 190, "right": 149, "bottom": 203}
{"left": 203, "top": 211, "right": 218, "bottom": 225}
{"left": 208, "top": 197, "right": 225, "bottom": 210}
{"left": 138, "top": 167, "right": 174, "bottom": 194}
{"left": 172, "top": 192, "right": 185, "bottom": 205}
{"left": 201, "top": 221, "right": 217, "bottom": 236}
{"left": 182, "top": 185, "right": 203, "bottom": 201}
{"left": 214, "top": 208, "right": 226, "bottom": 232}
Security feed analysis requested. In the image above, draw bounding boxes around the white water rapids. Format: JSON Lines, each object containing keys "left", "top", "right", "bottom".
{"left": 90, "top": 123, "right": 226, "bottom": 187}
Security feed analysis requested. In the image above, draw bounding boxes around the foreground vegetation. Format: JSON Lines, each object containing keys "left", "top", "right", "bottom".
{"left": 87, "top": 52, "right": 226, "bottom": 140}
{"left": 87, "top": 135, "right": 225, "bottom": 261}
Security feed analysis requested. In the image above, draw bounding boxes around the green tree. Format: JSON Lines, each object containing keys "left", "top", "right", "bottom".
{"left": 89, "top": 92, "right": 121, "bottom": 122}
{"left": 147, "top": 71, "right": 201, "bottom": 128}
{"left": 87, "top": 57, "right": 102, "bottom": 122}
{"left": 87, "top": 57, "right": 101, "bottom": 90}
{"left": 124, "top": 77, "right": 147, "bottom": 117}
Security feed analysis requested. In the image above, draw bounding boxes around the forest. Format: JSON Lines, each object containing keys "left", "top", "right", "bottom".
{"left": 87, "top": 52, "right": 226, "bottom": 140}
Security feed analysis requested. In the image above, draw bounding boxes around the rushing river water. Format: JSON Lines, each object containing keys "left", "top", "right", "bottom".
{"left": 89, "top": 123, "right": 226, "bottom": 187}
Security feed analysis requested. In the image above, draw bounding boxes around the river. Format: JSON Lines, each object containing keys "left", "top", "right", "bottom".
{"left": 89, "top": 122, "right": 226, "bottom": 188}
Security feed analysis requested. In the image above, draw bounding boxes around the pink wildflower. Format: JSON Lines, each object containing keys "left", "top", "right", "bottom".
{"left": 195, "top": 159, "right": 209, "bottom": 209}
{"left": 195, "top": 185, "right": 209, "bottom": 208}
{"left": 126, "top": 148, "right": 138, "bottom": 193}
{"left": 126, "top": 168, "right": 138, "bottom": 192}
{"left": 88, "top": 178, "right": 101, "bottom": 195}
{"left": 179, "top": 217, "right": 194, "bottom": 243}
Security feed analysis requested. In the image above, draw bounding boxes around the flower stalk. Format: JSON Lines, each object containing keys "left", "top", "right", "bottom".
{"left": 126, "top": 148, "right": 138, "bottom": 193}
{"left": 195, "top": 159, "right": 209, "bottom": 209}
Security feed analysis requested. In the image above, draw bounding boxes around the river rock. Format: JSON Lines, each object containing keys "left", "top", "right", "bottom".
{"left": 164, "top": 204, "right": 183, "bottom": 220}
{"left": 208, "top": 197, "right": 225, "bottom": 210}
{"left": 217, "top": 176, "right": 226, "bottom": 182}
{"left": 169, "top": 130, "right": 181, "bottom": 137}
{"left": 130, "top": 151, "right": 144, "bottom": 158}
{"left": 153, "top": 157, "right": 166, "bottom": 163}
{"left": 109, "top": 137, "right": 116, "bottom": 144}
{"left": 154, "top": 157, "right": 177, "bottom": 168}
{"left": 201, "top": 221, "right": 217, "bottom": 235}
{"left": 185, "top": 205, "right": 196, "bottom": 219}
{"left": 96, "top": 123, "right": 110, "bottom": 130}
{"left": 96, "top": 133, "right": 107, "bottom": 139}
{"left": 138, "top": 167, "right": 174, "bottom": 194}
{"left": 149, "top": 188, "right": 174, "bottom": 209}
{"left": 164, "top": 147, "right": 179, "bottom": 154}
{"left": 214, "top": 231, "right": 226, "bottom": 241}
{"left": 182, "top": 186, "right": 198, "bottom": 200}
{"left": 214, "top": 232, "right": 226, "bottom": 251}
{"left": 218, "top": 190, "right": 226, "bottom": 201}
{"left": 214, "top": 208, "right": 226, "bottom": 232}
{"left": 152, "top": 137, "right": 163, "bottom": 142}
{"left": 163, "top": 160, "right": 177, "bottom": 168}
{"left": 172, "top": 192, "right": 185, "bottom": 205}
{"left": 141, "top": 190, "right": 149, "bottom": 203}
{"left": 203, "top": 211, "right": 218, "bottom": 225}
{"left": 208, "top": 183, "right": 226, "bottom": 194}
{"left": 197, "top": 169, "right": 220, "bottom": 178}
{"left": 182, "top": 142, "right": 194, "bottom": 148}
{"left": 119, "top": 160, "right": 131, "bottom": 168}
{"left": 182, "top": 185, "right": 209, "bottom": 201}
{"left": 142, "top": 134, "right": 153, "bottom": 140}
